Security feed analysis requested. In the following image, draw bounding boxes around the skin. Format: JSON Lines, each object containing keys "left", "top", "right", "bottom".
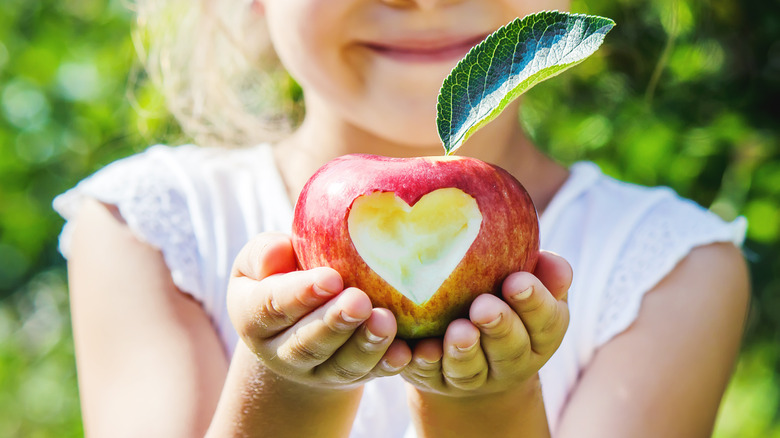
{"left": 67, "top": 0, "right": 750, "bottom": 437}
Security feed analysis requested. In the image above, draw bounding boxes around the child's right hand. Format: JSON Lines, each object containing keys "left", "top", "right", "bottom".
{"left": 226, "top": 232, "right": 412, "bottom": 390}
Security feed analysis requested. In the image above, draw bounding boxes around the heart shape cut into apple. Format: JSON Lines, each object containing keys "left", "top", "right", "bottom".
{"left": 348, "top": 188, "right": 483, "bottom": 306}
{"left": 292, "top": 154, "right": 539, "bottom": 338}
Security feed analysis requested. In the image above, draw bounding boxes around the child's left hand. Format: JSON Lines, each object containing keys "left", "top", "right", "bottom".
{"left": 401, "top": 251, "right": 571, "bottom": 397}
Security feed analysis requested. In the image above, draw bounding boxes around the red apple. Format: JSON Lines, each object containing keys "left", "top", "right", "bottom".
{"left": 291, "top": 154, "right": 539, "bottom": 338}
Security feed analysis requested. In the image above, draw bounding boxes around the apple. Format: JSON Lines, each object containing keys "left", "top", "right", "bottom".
{"left": 291, "top": 154, "right": 539, "bottom": 338}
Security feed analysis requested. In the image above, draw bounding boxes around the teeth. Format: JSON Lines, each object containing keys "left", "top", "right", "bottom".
{"left": 348, "top": 188, "right": 482, "bottom": 305}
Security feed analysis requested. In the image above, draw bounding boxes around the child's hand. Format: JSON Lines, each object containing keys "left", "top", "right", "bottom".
{"left": 227, "top": 232, "right": 412, "bottom": 390}
{"left": 402, "top": 251, "right": 571, "bottom": 397}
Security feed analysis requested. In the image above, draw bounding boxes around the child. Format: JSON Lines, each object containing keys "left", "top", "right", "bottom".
{"left": 54, "top": 0, "right": 750, "bottom": 436}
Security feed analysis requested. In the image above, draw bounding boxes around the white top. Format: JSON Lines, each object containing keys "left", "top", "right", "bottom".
{"left": 54, "top": 144, "right": 746, "bottom": 436}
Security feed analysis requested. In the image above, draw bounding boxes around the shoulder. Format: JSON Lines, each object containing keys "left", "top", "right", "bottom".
{"left": 66, "top": 143, "right": 275, "bottom": 197}
{"left": 566, "top": 163, "right": 746, "bottom": 337}
{"left": 545, "top": 162, "right": 745, "bottom": 252}
{"left": 553, "top": 165, "right": 751, "bottom": 435}
{"left": 547, "top": 162, "right": 746, "bottom": 297}
{"left": 53, "top": 144, "right": 251, "bottom": 227}
{"left": 627, "top": 239, "right": 750, "bottom": 349}
{"left": 549, "top": 163, "right": 750, "bottom": 435}
{"left": 556, "top": 162, "right": 747, "bottom": 287}
{"left": 53, "top": 143, "right": 278, "bottom": 303}
{"left": 54, "top": 143, "right": 289, "bottom": 354}
{"left": 555, "top": 240, "right": 749, "bottom": 437}
{"left": 540, "top": 161, "right": 748, "bottom": 368}
{"left": 54, "top": 145, "right": 215, "bottom": 296}
{"left": 568, "top": 161, "right": 742, "bottom": 234}
{"left": 66, "top": 198, "right": 228, "bottom": 435}
{"left": 54, "top": 142, "right": 283, "bottom": 258}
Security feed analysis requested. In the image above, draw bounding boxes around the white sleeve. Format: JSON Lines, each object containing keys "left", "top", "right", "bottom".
{"left": 594, "top": 196, "right": 747, "bottom": 346}
{"left": 53, "top": 145, "right": 205, "bottom": 304}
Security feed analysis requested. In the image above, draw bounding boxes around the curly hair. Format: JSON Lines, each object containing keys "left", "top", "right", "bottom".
{"left": 130, "top": 0, "right": 300, "bottom": 148}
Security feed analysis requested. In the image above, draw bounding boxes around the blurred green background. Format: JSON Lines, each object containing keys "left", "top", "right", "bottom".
{"left": 0, "top": 0, "right": 778, "bottom": 436}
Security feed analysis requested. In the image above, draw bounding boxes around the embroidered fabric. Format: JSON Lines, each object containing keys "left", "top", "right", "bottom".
{"left": 53, "top": 151, "right": 204, "bottom": 303}
{"left": 595, "top": 197, "right": 747, "bottom": 346}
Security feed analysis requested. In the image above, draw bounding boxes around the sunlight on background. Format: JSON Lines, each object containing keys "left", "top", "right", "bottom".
{"left": 0, "top": 0, "right": 778, "bottom": 436}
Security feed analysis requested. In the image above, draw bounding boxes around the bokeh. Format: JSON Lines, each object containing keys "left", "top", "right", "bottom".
{"left": 0, "top": 0, "right": 777, "bottom": 436}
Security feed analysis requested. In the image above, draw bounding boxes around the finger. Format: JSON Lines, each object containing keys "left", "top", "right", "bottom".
{"left": 229, "top": 266, "right": 344, "bottom": 342}
{"left": 372, "top": 339, "right": 413, "bottom": 377}
{"left": 470, "top": 294, "right": 532, "bottom": 380}
{"left": 402, "top": 339, "right": 444, "bottom": 390}
{"left": 533, "top": 251, "right": 573, "bottom": 301}
{"left": 273, "top": 288, "right": 373, "bottom": 370}
{"left": 231, "top": 232, "right": 298, "bottom": 280}
{"left": 502, "top": 272, "right": 570, "bottom": 355}
{"left": 441, "top": 320, "right": 488, "bottom": 391}
{"left": 315, "top": 308, "right": 397, "bottom": 383}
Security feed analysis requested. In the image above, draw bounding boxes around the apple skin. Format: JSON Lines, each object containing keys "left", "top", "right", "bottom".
{"left": 291, "top": 154, "right": 540, "bottom": 339}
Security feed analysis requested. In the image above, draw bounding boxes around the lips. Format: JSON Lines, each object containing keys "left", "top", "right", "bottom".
{"left": 361, "top": 33, "right": 489, "bottom": 63}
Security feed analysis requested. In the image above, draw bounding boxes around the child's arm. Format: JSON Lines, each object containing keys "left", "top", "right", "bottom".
{"left": 67, "top": 199, "right": 228, "bottom": 437}
{"left": 403, "top": 243, "right": 749, "bottom": 438}
{"left": 402, "top": 251, "right": 571, "bottom": 437}
{"left": 555, "top": 242, "right": 749, "bottom": 437}
{"left": 68, "top": 200, "right": 409, "bottom": 437}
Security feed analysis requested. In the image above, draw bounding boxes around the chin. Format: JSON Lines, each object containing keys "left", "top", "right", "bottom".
{"left": 363, "top": 109, "right": 443, "bottom": 150}
{"left": 376, "top": 125, "right": 442, "bottom": 151}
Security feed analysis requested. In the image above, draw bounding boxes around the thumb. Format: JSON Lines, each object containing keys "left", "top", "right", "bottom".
{"left": 532, "top": 251, "right": 573, "bottom": 301}
{"left": 232, "top": 232, "right": 298, "bottom": 280}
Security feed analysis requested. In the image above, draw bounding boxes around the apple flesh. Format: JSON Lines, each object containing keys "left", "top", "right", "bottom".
{"left": 292, "top": 154, "right": 539, "bottom": 338}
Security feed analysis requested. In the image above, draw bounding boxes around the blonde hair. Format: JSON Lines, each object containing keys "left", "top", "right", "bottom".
{"left": 130, "top": 0, "right": 301, "bottom": 147}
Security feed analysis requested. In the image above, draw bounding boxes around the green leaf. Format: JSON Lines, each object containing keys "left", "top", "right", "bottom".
{"left": 436, "top": 11, "right": 615, "bottom": 155}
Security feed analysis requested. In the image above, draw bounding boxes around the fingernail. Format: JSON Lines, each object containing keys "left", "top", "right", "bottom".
{"left": 312, "top": 283, "right": 338, "bottom": 298}
{"left": 380, "top": 359, "right": 404, "bottom": 373}
{"left": 340, "top": 311, "right": 364, "bottom": 324}
{"left": 365, "top": 327, "right": 387, "bottom": 344}
{"left": 311, "top": 277, "right": 341, "bottom": 297}
{"left": 511, "top": 286, "right": 533, "bottom": 301}
{"left": 454, "top": 339, "right": 478, "bottom": 353}
{"left": 415, "top": 356, "right": 439, "bottom": 367}
{"left": 477, "top": 313, "right": 503, "bottom": 330}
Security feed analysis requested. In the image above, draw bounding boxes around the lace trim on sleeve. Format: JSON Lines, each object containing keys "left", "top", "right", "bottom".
{"left": 53, "top": 149, "right": 204, "bottom": 301}
{"left": 595, "top": 198, "right": 747, "bottom": 346}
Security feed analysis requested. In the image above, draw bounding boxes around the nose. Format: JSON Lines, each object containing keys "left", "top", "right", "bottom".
{"left": 380, "top": 0, "right": 457, "bottom": 11}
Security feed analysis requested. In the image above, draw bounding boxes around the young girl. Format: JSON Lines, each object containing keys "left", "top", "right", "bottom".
{"left": 54, "top": 0, "right": 750, "bottom": 436}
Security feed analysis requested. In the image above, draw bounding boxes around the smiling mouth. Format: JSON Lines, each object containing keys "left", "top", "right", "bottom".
{"left": 362, "top": 34, "right": 489, "bottom": 63}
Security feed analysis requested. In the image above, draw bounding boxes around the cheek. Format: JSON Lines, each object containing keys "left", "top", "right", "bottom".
{"left": 265, "top": 1, "right": 362, "bottom": 93}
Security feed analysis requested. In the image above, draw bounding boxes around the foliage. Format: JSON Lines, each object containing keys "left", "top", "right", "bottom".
{"left": 0, "top": 0, "right": 777, "bottom": 436}
{"left": 0, "top": 269, "right": 81, "bottom": 437}
{"left": 0, "top": 0, "right": 179, "bottom": 435}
